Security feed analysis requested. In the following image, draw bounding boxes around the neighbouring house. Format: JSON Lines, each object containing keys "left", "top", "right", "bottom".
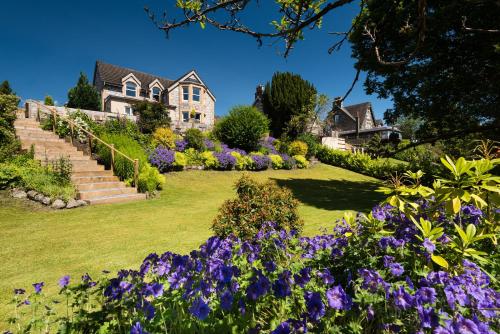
{"left": 93, "top": 61, "right": 216, "bottom": 132}
{"left": 325, "top": 98, "right": 401, "bottom": 146}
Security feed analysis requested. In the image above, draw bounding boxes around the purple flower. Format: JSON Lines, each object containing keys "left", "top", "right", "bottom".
{"left": 318, "top": 269, "right": 335, "bottom": 285}
{"left": 33, "top": 282, "right": 44, "bottom": 294}
{"left": 367, "top": 305, "right": 375, "bottom": 320}
{"left": 203, "top": 138, "right": 215, "bottom": 150}
{"left": 250, "top": 154, "right": 270, "bottom": 170}
{"left": 416, "top": 287, "right": 436, "bottom": 305}
{"left": 294, "top": 267, "right": 311, "bottom": 287}
{"left": 189, "top": 297, "right": 210, "bottom": 320}
{"left": 271, "top": 321, "right": 291, "bottom": 334}
{"left": 393, "top": 286, "right": 414, "bottom": 310}
{"left": 326, "top": 285, "right": 352, "bottom": 310}
{"left": 149, "top": 147, "right": 176, "bottom": 172}
{"left": 389, "top": 263, "right": 404, "bottom": 276}
{"left": 452, "top": 316, "right": 481, "bottom": 334}
{"left": 220, "top": 290, "right": 233, "bottom": 311}
{"left": 246, "top": 270, "right": 271, "bottom": 300}
{"left": 214, "top": 152, "right": 236, "bottom": 170}
{"left": 130, "top": 321, "right": 148, "bottom": 334}
{"left": 143, "top": 282, "right": 163, "bottom": 298}
{"left": 304, "top": 291, "right": 325, "bottom": 321}
{"left": 423, "top": 238, "right": 435, "bottom": 253}
{"left": 58, "top": 275, "right": 70, "bottom": 288}
{"left": 417, "top": 305, "right": 436, "bottom": 328}
{"left": 273, "top": 271, "right": 292, "bottom": 298}
{"left": 175, "top": 139, "right": 187, "bottom": 152}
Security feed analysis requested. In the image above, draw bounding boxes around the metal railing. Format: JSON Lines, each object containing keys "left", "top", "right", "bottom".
{"left": 30, "top": 101, "right": 139, "bottom": 188}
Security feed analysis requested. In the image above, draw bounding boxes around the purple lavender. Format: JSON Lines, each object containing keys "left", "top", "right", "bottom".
{"left": 175, "top": 139, "right": 188, "bottom": 152}
{"left": 214, "top": 152, "right": 236, "bottom": 170}
{"left": 149, "top": 147, "right": 175, "bottom": 172}
{"left": 250, "top": 154, "right": 270, "bottom": 170}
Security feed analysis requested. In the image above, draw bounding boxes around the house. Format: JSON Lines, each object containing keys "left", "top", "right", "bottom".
{"left": 326, "top": 98, "right": 401, "bottom": 145}
{"left": 93, "top": 61, "right": 215, "bottom": 132}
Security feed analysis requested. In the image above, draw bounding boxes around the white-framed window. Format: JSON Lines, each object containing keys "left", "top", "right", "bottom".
{"left": 182, "top": 111, "right": 190, "bottom": 122}
{"left": 152, "top": 87, "right": 161, "bottom": 101}
{"left": 126, "top": 81, "right": 137, "bottom": 97}
{"left": 182, "top": 86, "right": 189, "bottom": 101}
{"left": 192, "top": 87, "right": 201, "bottom": 102}
{"left": 125, "top": 106, "right": 133, "bottom": 116}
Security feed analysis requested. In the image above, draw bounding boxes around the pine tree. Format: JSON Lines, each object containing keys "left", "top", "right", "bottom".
{"left": 44, "top": 95, "right": 55, "bottom": 106}
{"left": 262, "top": 72, "right": 317, "bottom": 138}
{"left": 0, "top": 80, "right": 13, "bottom": 95}
{"left": 67, "top": 72, "right": 101, "bottom": 110}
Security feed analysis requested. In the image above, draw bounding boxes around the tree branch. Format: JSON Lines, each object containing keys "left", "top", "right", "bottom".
{"left": 341, "top": 68, "right": 361, "bottom": 102}
{"left": 462, "top": 17, "right": 500, "bottom": 34}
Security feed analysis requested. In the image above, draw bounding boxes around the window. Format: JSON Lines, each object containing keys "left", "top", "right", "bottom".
{"left": 194, "top": 113, "right": 201, "bottom": 122}
{"left": 125, "top": 106, "right": 133, "bottom": 116}
{"left": 334, "top": 114, "right": 341, "bottom": 124}
{"left": 182, "top": 111, "right": 190, "bottom": 122}
{"left": 182, "top": 86, "right": 189, "bottom": 101}
{"left": 152, "top": 87, "right": 161, "bottom": 101}
{"left": 126, "top": 81, "right": 137, "bottom": 97}
{"left": 192, "top": 87, "right": 201, "bottom": 102}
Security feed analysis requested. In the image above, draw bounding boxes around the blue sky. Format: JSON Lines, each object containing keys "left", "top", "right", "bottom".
{"left": 0, "top": 1, "right": 392, "bottom": 120}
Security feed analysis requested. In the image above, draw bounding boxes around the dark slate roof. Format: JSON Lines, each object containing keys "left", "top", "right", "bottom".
{"left": 94, "top": 61, "right": 173, "bottom": 89}
{"left": 342, "top": 102, "right": 373, "bottom": 126}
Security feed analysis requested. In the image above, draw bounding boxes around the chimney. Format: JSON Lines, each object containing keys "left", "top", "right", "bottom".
{"left": 333, "top": 96, "right": 343, "bottom": 108}
{"left": 255, "top": 84, "right": 264, "bottom": 99}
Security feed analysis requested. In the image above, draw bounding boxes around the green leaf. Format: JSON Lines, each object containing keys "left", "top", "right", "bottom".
{"left": 199, "top": 21, "right": 206, "bottom": 29}
{"left": 452, "top": 197, "right": 461, "bottom": 214}
{"left": 454, "top": 224, "right": 468, "bottom": 243}
{"left": 431, "top": 255, "right": 449, "bottom": 269}
{"left": 465, "top": 224, "right": 476, "bottom": 241}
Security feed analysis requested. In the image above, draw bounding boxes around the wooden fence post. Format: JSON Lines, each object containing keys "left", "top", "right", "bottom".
{"left": 69, "top": 123, "right": 74, "bottom": 145}
{"left": 110, "top": 144, "right": 115, "bottom": 174}
{"left": 51, "top": 109, "right": 56, "bottom": 133}
{"left": 36, "top": 108, "right": 41, "bottom": 122}
{"left": 88, "top": 134, "right": 92, "bottom": 154}
{"left": 134, "top": 159, "right": 139, "bottom": 188}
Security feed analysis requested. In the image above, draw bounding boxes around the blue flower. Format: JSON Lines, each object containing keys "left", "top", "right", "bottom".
{"left": 273, "top": 271, "right": 292, "bottom": 298}
{"left": 246, "top": 270, "right": 270, "bottom": 300}
{"left": 143, "top": 282, "right": 163, "bottom": 298}
{"left": 392, "top": 286, "right": 414, "bottom": 310}
{"left": 389, "top": 263, "right": 404, "bottom": 276}
{"left": 130, "top": 321, "right": 148, "bottom": 334}
{"left": 416, "top": 287, "right": 436, "bottom": 305}
{"left": 189, "top": 297, "right": 210, "bottom": 320}
{"left": 58, "top": 275, "right": 70, "bottom": 288}
{"left": 32, "top": 282, "right": 44, "bottom": 294}
{"left": 423, "top": 238, "right": 435, "bottom": 253}
{"left": 220, "top": 290, "right": 233, "bottom": 311}
{"left": 271, "top": 321, "right": 291, "bottom": 334}
{"left": 304, "top": 291, "right": 325, "bottom": 321}
{"left": 326, "top": 285, "right": 352, "bottom": 310}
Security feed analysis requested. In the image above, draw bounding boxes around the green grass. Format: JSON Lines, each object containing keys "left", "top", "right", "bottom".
{"left": 0, "top": 163, "right": 383, "bottom": 326}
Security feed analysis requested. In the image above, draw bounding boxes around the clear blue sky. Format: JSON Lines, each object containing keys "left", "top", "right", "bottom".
{"left": 0, "top": 1, "right": 392, "bottom": 120}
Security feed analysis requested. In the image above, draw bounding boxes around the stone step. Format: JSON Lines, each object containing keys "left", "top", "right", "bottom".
{"left": 35, "top": 154, "right": 89, "bottom": 161}
{"left": 72, "top": 170, "right": 113, "bottom": 177}
{"left": 86, "top": 193, "right": 147, "bottom": 205}
{"left": 16, "top": 130, "right": 58, "bottom": 138}
{"left": 25, "top": 146, "right": 80, "bottom": 154}
{"left": 77, "top": 187, "right": 138, "bottom": 200}
{"left": 14, "top": 125, "right": 43, "bottom": 131}
{"left": 76, "top": 181, "right": 125, "bottom": 191}
{"left": 71, "top": 163, "right": 104, "bottom": 172}
{"left": 72, "top": 175, "right": 119, "bottom": 184}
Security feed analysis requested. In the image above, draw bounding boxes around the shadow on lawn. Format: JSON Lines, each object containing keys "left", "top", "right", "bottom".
{"left": 271, "top": 178, "right": 384, "bottom": 212}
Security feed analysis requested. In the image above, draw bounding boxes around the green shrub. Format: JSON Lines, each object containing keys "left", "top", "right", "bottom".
{"left": 0, "top": 94, "right": 20, "bottom": 161}
{"left": 293, "top": 155, "right": 309, "bottom": 168}
{"left": 138, "top": 163, "right": 166, "bottom": 194}
{"left": 96, "top": 133, "right": 148, "bottom": 181}
{"left": 212, "top": 175, "right": 303, "bottom": 240}
{"left": 214, "top": 105, "right": 269, "bottom": 152}
{"left": 174, "top": 152, "right": 187, "bottom": 169}
{"left": 288, "top": 140, "right": 308, "bottom": 156}
{"left": 184, "top": 148, "right": 203, "bottom": 166}
{"left": 201, "top": 151, "right": 218, "bottom": 169}
{"left": 152, "top": 127, "right": 175, "bottom": 149}
{"left": 0, "top": 163, "right": 20, "bottom": 189}
{"left": 230, "top": 152, "right": 252, "bottom": 170}
{"left": 297, "top": 133, "right": 320, "bottom": 158}
{"left": 133, "top": 101, "right": 171, "bottom": 134}
{"left": 44, "top": 95, "right": 54, "bottom": 106}
{"left": 269, "top": 154, "right": 284, "bottom": 169}
{"left": 95, "top": 118, "right": 150, "bottom": 147}
{"left": 185, "top": 128, "right": 205, "bottom": 151}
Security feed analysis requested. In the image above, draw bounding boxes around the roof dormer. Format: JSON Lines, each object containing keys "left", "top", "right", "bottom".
{"left": 122, "top": 73, "right": 141, "bottom": 98}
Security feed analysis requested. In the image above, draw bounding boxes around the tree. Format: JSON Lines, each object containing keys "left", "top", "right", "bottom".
{"left": 147, "top": 0, "right": 500, "bottom": 143}
{"left": 262, "top": 72, "right": 317, "bottom": 138}
{"left": 392, "top": 115, "right": 423, "bottom": 142}
{"left": 44, "top": 95, "right": 54, "bottom": 106}
{"left": 67, "top": 72, "right": 100, "bottom": 110}
{"left": 214, "top": 105, "right": 269, "bottom": 152}
{"left": 0, "top": 80, "right": 13, "bottom": 95}
{"left": 133, "top": 100, "right": 171, "bottom": 134}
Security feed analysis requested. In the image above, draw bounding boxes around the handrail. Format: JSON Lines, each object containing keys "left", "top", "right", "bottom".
{"left": 29, "top": 100, "right": 139, "bottom": 188}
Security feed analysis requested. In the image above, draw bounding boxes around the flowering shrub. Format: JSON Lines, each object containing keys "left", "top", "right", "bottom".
{"left": 214, "top": 152, "right": 236, "bottom": 170}
{"left": 201, "top": 151, "right": 218, "bottom": 169}
{"left": 138, "top": 163, "right": 166, "bottom": 194}
{"left": 250, "top": 154, "right": 271, "bottom": 171}
{"left": 269, "top": 154, "right": 284, "bottom": 169}
{"left": 293, "top": 155, "right": 309, "bottom": 169}
{"left": 149, "top": 147, "right": 186, "bottom": 172}
{"left": 289, "top": 140, "right": 308, "bottom": 156}
{"left": 175, "top": 139, "right": 188, "bottom": 152}
{"left": 231, "top": 152, "right": 252, "bottom": 170}
{"left": 151, "top": 127, "right": 175, "bottom": 149}
{"left": 280, "top": 153, "right": 295, "bottom": 170}
{"left": 184, "top": 148, "right": 203, "bottom": 166}
{"left": 259, "top": 137, "right": 279, "bottom": 154}
{"left": 6, "top": 157, "right": 500, "bottom": 333}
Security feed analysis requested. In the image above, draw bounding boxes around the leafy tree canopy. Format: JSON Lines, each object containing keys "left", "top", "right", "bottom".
{"left": 0, "top": 80, "right": 14, "bottom": 95}
{"left": 67, "top": 72, "right": 101, "bottom": 111}
{"left": 148, "top": 0, "right": 500, "bottom": 142}
{"left": 133, "top": 100, "right": 171, "bottom": 134}
{"left": 44, "top": 95, "right": 54, "bottom": 106}
{"left": 262, "top": 72, "right": 317, "bottom": 138}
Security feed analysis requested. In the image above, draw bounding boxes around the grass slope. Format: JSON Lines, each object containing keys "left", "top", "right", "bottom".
{"left": 0, "top": 164, "right": 383, "bottom": 326}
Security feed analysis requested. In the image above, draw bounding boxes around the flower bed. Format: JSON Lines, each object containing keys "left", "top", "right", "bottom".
{"left": 7, "top": 156, "right": 499, "bottom": 333}
{"left": 149, "top": 137, "right": 308, "bottom": 172}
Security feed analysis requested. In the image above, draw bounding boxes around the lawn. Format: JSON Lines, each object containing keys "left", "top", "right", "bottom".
{"left": 0, "top": 163, "right": 383, "bottom": 325}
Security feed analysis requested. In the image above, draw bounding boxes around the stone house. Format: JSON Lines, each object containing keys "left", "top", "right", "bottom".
{"left": 326, "top": 99, "right": 401, "bottom": 145}
{"left": 93, "top": 61, "right": 215, "bottom": 132}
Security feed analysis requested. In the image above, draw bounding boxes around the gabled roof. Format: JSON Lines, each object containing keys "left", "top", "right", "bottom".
{"left": 337, "top": 102, "right": 375, "bottom": 127}
{"left": 94, "top": 61, "right": 173, "bottom": 89}
{"left": 168, "top": 70, "right": 216, "bottom": 101}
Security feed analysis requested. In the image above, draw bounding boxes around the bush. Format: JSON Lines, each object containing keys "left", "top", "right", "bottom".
{"left": 96, "top": 118, "right": 149, "bottom": 147}
{"left": 185, "top": 128, "right": 205, "bottom": 151}
{"left": 214, "top": 152, "right": 236, "bottom": 170}
{"left": 174, "top": 152, "right": 187, "bottom": 169}
{"left": 6, "top": 157, "right": 500, "bottom": 334}
{"left": 297, "top": 133, "right": 320, "bottom": 158}
{"left": 289, "top": 140, "right": 308, "bottom": 156}
{"left": 249, "top": 154, "right": 270, "bottom": 171}
{"left": 0, "top": 94, "right": 20, "bottom": 161}
{"left": 214, "top": 105, "right": 269, "bottom": 152}
{"left": 96, "top": 133, "right": 148, "bottom": 181}
{"left": 212, "top": 175, "right": 303, "bottom": 239}
{"left": 152, "top": 127, "right": 175, "bottom": 149}
{"left": 184, "top": 148, "right": 203, "bottom": 166}
{"left": 201, "top": 151, "right": 218, "bottom": 169}
{"left": 269, "top": 154, "right": 284, "bottom": 169}
{"left": 231, "top": 152, "right": 252, "bottom": 170}
{"left": 293, "top": 155, "right": 309, "bottom": 169}
{"left": 137, "top": 163, "right": 165, "bottom": 194}
{"left": 133, "top": 101, "right": 171, "bottom": 134}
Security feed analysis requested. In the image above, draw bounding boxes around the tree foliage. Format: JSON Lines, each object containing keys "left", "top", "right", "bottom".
{"left": 0, "top": 80, "right": 14, "bottom": 95}
{"left": 262, "top": 72, "right": 317, "bottom": 138}
{"left": 133, "top": 101, "right": 171, "bottom": 134}
{"left": 44, "top": 95, "right": 55, "bottom": 106}
{"left": 67, "top": 73, "right": 101, "bottom": 111}
{"left": 214, "top": 105, "right": 269, "bottom": 152}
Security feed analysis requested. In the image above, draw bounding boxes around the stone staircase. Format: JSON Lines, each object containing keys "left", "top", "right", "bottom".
{"left": 14, "top": 115, "right": 146, "bottom": 205}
